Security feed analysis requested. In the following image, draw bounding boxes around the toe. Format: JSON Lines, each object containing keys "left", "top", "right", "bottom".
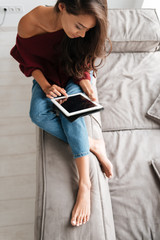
{"left": 86, "top": 214, "right": 90, "bottom": 222}
{"left": 71, "top": 216, "right": 77, "bottom": 226}
{"left": 79, "top": 217, "right": 83, "bottom": 226}
{"left": 79, "top": 215, "right": 83, "bottom": 225}
{"left": 82, "top": 216, "right": 87, "bottom": 224}
{"left": 109, "top": 172, "right": 113, "bottom": 178}
{"left": 76, "top": 214, "right": 83, "bottom": 226}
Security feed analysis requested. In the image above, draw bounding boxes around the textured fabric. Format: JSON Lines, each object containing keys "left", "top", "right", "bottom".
{"left": 96, "top": 9, "right": 160, "bottom": 239}
{"left": 97, "top": 52, "right": 160, "bottom": 131}
{"left": 146, "top": 93, "right": 160, "bottom": 124}
{"left": 103, "top": 130, "right": 160, "bottom": 240}
{"left": 10, "top": 31, "right": 91, "bottom": 87}
{"left": 107, "top": 9, "right": 160, "bottom": 52}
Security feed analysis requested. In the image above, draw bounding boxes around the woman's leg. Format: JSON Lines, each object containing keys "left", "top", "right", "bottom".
{"left": 89, "top": 137, "right": 113, "bottom": 178}
{"left": 30, "top": 79, "right": 112, "bottom": 227}
{"left": 58, "top": 80, "right": 92, "bottom": 226}
{"left": 70, "top": 155, "right": 91, "bottom": 226}
{"left": 30, "top": 79, "right": 91, "bottom": 226}
{"left": 59, "top": 79, "right": 90, "bottom": 159}
{"left": 62, "top": 80, "right": 113, "bottom": 179}
{"left": 29, "top": 80, "right": 68, "bottom": 142}
{"left": 30, "top": 79, "right": 91, "bottom": 160}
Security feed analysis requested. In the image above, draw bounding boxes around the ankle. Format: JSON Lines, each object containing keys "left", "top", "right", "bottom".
{"left": 79, "top": 180, "right": 91, "bottom": 190}
{"left": 89, "top": 137, "right": 96, "bottom": 152}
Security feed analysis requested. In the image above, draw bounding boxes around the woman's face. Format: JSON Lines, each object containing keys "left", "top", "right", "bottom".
{"left": 59, "top": 3, "right": 96, "bottom": 38}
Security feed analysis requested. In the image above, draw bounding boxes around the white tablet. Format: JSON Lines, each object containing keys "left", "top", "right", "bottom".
{"left": 51, "top": 93, "right": 103, "bottom": 118}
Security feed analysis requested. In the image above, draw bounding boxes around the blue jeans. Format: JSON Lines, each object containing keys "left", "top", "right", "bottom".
{"left": 29, "top": 79, "right": 90, "bottom": 159}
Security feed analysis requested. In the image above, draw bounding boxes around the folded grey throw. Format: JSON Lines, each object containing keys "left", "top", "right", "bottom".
{"left": 146, "top": 93, "right": 160, "bottom": 124}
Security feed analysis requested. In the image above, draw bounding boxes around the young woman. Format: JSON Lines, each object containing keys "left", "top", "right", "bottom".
{"left": 10, "top": 0, "right": 113, "bottom": 227}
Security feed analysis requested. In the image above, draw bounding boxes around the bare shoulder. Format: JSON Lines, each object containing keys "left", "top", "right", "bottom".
{"left": 18, "top": 6, "right": 50, "bottom": 38}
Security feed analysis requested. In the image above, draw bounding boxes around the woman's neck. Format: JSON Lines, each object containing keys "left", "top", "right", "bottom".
{"left": 47, "top": 7, "right": 63, "bottom": 32}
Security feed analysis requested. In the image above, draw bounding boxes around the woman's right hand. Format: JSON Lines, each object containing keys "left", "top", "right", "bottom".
{"left": 43, "top": 84, "right": 68, "bottom": 99}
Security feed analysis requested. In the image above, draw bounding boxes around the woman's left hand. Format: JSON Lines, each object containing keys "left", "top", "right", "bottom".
{"left": 79, "top": 79, "right": 97, "bottom": 101}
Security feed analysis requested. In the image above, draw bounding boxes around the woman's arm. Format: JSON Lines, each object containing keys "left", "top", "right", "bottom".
{"left": 79, "top": 79, "right": 96, "bottom": 101}
{"left": 32, "top": 69, "right": 67, "bottom": 99}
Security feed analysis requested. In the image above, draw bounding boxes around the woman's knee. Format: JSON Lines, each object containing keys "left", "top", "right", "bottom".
{"left": 30, "top": 90, "right": 55, "bottom": 122}
{"left": 29, "top": 105, "right": 41, "bottom": 124}
{"left": 29, "top": 102, "right": 49, "bottom": 124}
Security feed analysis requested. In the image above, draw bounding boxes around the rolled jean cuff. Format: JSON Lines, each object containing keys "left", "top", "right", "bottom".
{"left": 73, "top": 151, "right": 90, "bottom": 159}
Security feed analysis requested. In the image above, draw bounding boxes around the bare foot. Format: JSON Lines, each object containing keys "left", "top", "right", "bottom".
{"left": 71, "top": 182, "right": 91, "bottom": 227}
{"left": 89, "top": 137, "right": 113, "bottom": 178}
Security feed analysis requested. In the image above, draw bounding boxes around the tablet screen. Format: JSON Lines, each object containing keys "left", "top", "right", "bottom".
{"left": 56, "top": 94, "right": 96, "bottom": 113}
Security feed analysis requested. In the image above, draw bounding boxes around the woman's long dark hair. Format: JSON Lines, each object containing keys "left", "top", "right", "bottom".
{"left": 55, "top": 0, "right": 111, "bottom": 78}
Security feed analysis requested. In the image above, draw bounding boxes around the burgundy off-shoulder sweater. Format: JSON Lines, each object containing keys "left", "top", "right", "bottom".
{"left": 10, "top": 29, "right": 91, "bottom": 88}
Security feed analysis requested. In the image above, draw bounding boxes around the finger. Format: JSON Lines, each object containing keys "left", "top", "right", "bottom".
{"left": 57, "top": 87, "right": 68, "bottom": 97}
{"left": 87, "top": 90, "right": 96, "bottom": 101}
{"left": 52, "top": 85, "right": 68, "bottom": 97}
{"left": 46, "top": 94, "right": 53, "bottom": 99}
{"left": 87, "top": 92, "right": 96, "bottom": 101}
{"left": 50, "top": 91, "right": 58, "bottom": 98}
{"left": 85, "top": 88, "right": 94, "bottom": 98}
{"left": 89, "top": 94, "right": 97, "bottom": 101}
{"left": 60, "top": 99, "right": 65, "bottom": 104}
{"left": 62, "top": 98, "right": 67, "bottom": 103}
{"left": 59, "top": 99, "right": 63, "bottom": 105}
{"left": 53, "top": 89, "right": 62, "bottom": 96}
{"left": 60, "top": 89, "right": 68, "bottom": 97}
{"left": 50, "top": 88, "right": 61, "bottom": 97}
{"left": 47, "top": 91, "right": 57, "bottom": 98}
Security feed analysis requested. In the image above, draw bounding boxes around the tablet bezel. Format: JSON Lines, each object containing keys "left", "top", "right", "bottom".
{"left": 51, "top": 93, "right": 103, "bottom": 117}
